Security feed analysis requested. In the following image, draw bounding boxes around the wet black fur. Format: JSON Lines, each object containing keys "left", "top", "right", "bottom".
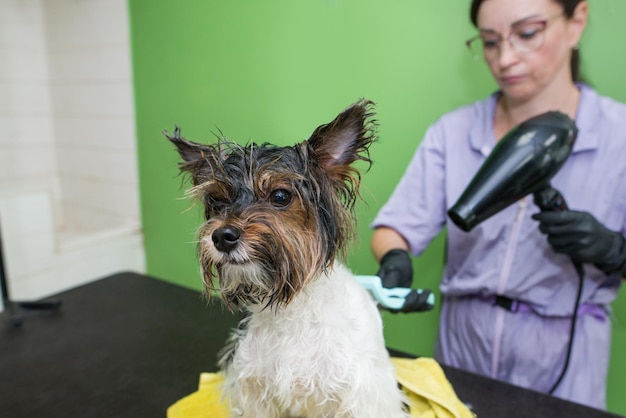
{"left": 165, "top": 99, "right": 376, "bottom": 308}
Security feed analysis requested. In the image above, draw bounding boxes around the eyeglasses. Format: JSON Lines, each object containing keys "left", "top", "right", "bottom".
{"left": 465, "top": 14, "right": 564, "bottom": 60}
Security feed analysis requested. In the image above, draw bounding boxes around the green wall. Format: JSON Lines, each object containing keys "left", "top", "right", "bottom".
{"left": 129, "top": 1, "right": 626, "bottom": 414}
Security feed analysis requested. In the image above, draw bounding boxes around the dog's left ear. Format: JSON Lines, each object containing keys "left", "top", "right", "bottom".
{"left": 305, "top": 99, "right": 376, "bottom": 177}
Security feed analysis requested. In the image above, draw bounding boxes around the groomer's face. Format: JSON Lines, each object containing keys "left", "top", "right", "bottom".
{"left": 476, "top": 0, "right": 583, "bottom": 102}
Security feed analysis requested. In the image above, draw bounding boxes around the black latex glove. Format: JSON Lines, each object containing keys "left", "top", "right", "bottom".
{"left": 532, "top": 210, "right": 626, "bottom": 274}
{"left": 376, "top": 249, "right": 413, "bottom": 288}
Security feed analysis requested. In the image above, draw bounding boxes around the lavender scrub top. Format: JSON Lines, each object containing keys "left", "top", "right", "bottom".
{"left": 372, "top": 85, "right": 626, "bottom": 316}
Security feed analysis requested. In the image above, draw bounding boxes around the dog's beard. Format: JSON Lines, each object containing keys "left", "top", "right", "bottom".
{"left": 198, "top": 233, "right": 270, "bottom": 307}
{"left": 198, "top": 218, "right": 325, "bottom": 310}
{"left": 218, "top": 262, "right": 272, "bottom": 306}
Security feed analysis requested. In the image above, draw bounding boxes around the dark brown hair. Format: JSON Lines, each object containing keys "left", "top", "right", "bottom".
{"left": 470, "top": 0, "right": 583, "bottom": 82}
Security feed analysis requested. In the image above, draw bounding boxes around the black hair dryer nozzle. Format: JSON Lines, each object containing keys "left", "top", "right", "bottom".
{"left": 448, "top": 111, "right": 578, "bottom": 232}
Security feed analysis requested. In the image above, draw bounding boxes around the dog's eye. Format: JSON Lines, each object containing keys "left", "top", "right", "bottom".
{"left": 205, "top": 195, "right": 229, "bottom": 216}
{"left": 269, "top": 189, "right": 292, "bottom": 208}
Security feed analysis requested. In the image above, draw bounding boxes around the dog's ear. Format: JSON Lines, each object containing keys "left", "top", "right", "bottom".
{"left": 164, "top": 126, "right": 216, "bottom": 184}
{"left": 305, "top": 99, "right": 376, "bottom": 178}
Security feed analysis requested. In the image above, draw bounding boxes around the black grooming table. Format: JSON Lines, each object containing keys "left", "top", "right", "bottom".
{"left": 0, "top": 272, "right": 622, "bottom": 418}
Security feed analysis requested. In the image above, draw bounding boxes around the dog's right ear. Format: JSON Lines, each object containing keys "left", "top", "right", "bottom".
{"left": 164, "top": 126, "right": 215, "bottom": 184}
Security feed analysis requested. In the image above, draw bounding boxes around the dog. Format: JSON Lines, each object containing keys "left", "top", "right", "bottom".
{"left": 166, "top": 99, "right": 408, "bottom": 418}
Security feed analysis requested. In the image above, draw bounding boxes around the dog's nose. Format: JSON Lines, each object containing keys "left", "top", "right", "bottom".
{"left": 212, "top": 226, "right": 241, "bottom": 253}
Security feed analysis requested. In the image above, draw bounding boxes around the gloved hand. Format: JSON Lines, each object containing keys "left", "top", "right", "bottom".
{"left": 532, "top": 210, "right": 626, "bottom": 274}
{"left": 376, "top": 248, "right": 413, "bottom": 288}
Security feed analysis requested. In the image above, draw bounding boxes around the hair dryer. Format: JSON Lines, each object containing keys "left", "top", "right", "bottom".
{"left": 448, "top": 111, "right": 578, "bottom": 232}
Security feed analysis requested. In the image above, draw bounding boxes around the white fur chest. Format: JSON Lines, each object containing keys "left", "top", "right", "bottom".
{"left": 220, "top": 263, "right": 405, "bottom": 417}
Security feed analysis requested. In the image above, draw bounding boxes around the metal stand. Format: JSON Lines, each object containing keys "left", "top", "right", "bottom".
{"left": 0, "top": 218, "right": 62, "bottom": 327}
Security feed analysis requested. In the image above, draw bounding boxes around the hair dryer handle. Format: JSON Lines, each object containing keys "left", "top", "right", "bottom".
{"left": 533, "top": 184, "right": 569, "bottom": 212}
{"left": 533, "top": 185, "right": 584, "bottom": 277}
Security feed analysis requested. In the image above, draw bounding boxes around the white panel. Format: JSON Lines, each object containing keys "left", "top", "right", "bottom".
{"left": 44, "top": 0, "right": 130, "bottom": 50}
{"left": 49, "top": 46, "right": 132, "bottom": 83}
{"left": 50, "top": 83, "right": 134, "bottom": 116}
{"left": 0, "top": 47, "right": 49, "bottom": 81}
{"left": 8, "top": 231, "right": 145, "bottom": 300}
{"left": 0, "top": 82, "right": 52, "bottom": 115}
{"left": 5, "top": 269, "right": 59, "bottom": 302}
{"left": 0, "top": 0, "right": 145, "bottom": 302}
{"left": 53, "top": 115, "right": 137, "bottom": 151}
{"left": 0, "top": 193, "right": 54, "bottom": 239}
{"left": 0, "top": 143, "right": 56, "bottom": 180}
{"left": 0, "top": 115, "right": 54, "bottom": 146}
{"left": 60, "top": 178, "right": 140, "bottom": 218}
{"left": 0, "top": 177, "right": 59, "bottom": 196}
{"left": 1, "top": 229, "right": 56, "bottom": 279}
{"left": 0, "top": 14, "right": 45, "bottom": 50}
{"left": 0, "top": 0, "right": 43, "bottom": 24}
{"left": 57, "top": 145, "right": 138, "bottom": 184}
{"left": 60, "top": 204, "right": 123, "bottom": 232}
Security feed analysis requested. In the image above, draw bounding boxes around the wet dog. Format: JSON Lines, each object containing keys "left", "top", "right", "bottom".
{"left": 166, "top": 100, "right": 407, "bottom": 417}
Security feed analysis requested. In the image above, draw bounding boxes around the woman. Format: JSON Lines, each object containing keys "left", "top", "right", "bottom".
{"left": 371, "top": 0, "right": 626, "bottom": 409}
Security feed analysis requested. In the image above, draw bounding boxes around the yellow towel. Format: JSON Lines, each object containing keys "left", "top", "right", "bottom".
{"left": 168, "top": 373, "right": 229, "bottom": 418}
{"left": 167, "top": 357, "right": 474, "bottom": 418}
{"left": 391, "top": 357, "right": 475, "bottom": 418}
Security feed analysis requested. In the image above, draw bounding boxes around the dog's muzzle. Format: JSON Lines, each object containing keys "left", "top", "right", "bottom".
{"left": 212, "top": 226, "right": 241, "bottom": 253}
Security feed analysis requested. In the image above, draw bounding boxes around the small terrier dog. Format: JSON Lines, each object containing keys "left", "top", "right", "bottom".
{"left": 166, "top": 100, "right": 408, "bottom": 418}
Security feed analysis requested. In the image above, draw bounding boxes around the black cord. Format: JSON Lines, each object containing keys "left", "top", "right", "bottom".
{"left": 548, "top": 261, "right": 585, "bottom": 394}
{"left": 532, "top": 185, "right": 585, "bottom": 394}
